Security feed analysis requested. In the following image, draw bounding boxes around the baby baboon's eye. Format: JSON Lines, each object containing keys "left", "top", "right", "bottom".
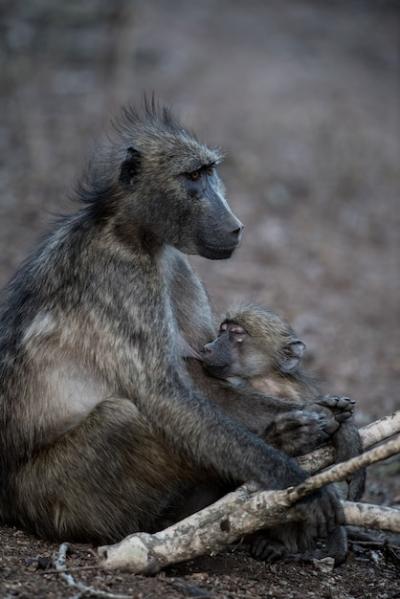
{"left": 230, "top": 327, "right": 246, "bottom": 343}
{"left": 186, "top": 170, "right": 201, "bottom": 182}
{"left": 230, "top": 325, "right": 246, "bottom": 335}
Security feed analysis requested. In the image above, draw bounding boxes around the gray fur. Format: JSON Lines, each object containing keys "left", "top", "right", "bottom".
{"left": 209, "top": 304, "right": 365, "bottom": 500}
{"left": 0, "top": 102, "right": 341, "bottom": 545}
{"left": 200, "top": 304, "right": 365, "bottom": 563}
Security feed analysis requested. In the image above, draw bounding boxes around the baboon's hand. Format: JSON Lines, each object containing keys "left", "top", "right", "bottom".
{"left": 249, "top": 532, "right": 287, "bottom": 562}
{"left": 314, "top": 395, "right": 355, "bottom": 423}
{"left": 263, "top": 409, "right": 339, "bottom": 456}
{"left": 249, "top": 485, "right": 343, "bottom": 560}
{"left": 291, "top": 484, "right": 344, "bottom": 550}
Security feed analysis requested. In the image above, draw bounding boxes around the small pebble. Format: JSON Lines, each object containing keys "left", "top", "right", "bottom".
{"left": 312, "top": 556, "right": 335, "bottom": 573}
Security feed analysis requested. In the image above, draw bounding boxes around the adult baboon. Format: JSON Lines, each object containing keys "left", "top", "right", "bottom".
{"left": 0, "top": 101, "right": 342, "bottom": 546}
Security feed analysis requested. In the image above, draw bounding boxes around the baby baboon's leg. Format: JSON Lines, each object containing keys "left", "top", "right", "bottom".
{"left": 13, "top": 399, "right": 183, "bottom": 544}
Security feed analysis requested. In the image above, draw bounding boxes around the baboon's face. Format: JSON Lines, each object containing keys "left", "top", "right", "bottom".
{"left": 201, "top": 318, "right": 305, "bottom": 379}
{"left": 121, "top": 134, "right": 243, "bottom": 259}
{"left": 201, "top": 321, "right": 269, "bottom": 379}
{"left": 173, "top": 162, "right": 244, "bottom": 260}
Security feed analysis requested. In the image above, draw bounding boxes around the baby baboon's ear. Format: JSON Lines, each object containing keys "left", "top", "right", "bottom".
{"left": 279, "top": 340, "right": 306, "bottom": 373}
{"left": 119, "top": 147, "right": 141, "bottom": 185}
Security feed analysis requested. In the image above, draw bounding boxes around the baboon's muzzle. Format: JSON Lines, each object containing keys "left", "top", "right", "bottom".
{"left": 197, "top": 192, "right": 244, "bottom": 260}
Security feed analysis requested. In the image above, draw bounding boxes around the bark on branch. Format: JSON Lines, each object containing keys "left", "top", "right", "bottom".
{"left": 344, "top": 502, "right": 400, "bottom": 533}
{"left": 98, "top": 411, "right": 400, "bottom": 573}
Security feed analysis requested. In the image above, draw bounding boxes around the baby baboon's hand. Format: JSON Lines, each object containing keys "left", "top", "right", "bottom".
{"left": 315, "top": 395, "right": 355, "bottom": 423}
{"left": 263, "top": 409, "right": 339, "bottom": 456}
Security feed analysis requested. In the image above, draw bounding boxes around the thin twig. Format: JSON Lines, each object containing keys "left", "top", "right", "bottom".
{"left": 37, "top": 565, "right": 106, "bottom": 576}
{"left": 53, "top": 543, "right": 130, "bottom": 598}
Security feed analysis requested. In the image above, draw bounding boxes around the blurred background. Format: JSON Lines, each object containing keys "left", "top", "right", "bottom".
{"left": 0, "top": 0, "right": 399, "bottom": 424}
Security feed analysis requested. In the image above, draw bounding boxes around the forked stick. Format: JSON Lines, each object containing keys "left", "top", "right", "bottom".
{"left": 98, "top": 412, "right": 400, "bottom": 573}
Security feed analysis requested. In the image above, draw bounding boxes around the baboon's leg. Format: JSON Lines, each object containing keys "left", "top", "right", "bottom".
{"left": 13, "top": 399, "right": 185, "bottom": 544}
{"left": 158, "top": 481, "right": 230, "bottom": 529}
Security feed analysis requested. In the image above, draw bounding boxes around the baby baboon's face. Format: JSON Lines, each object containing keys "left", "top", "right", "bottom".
{"left": 200, "top": 311, "right": 305, "bottom": 380}
{"left": 200, "top": 321, "right": 269, "bottom": 379}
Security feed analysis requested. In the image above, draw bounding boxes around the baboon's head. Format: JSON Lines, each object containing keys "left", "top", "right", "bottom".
{"left": 201, "top": 305, "right": 305, "bottom": 379}
{"left": 103, "top": 99, "right": 243, "bottom": 259}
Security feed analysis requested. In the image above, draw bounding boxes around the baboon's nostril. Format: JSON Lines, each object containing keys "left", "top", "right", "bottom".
{"left": 231, "top": 224, "right": 244, "bottom": 241}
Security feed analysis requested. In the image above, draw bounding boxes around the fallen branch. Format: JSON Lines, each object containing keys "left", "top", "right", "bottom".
{"left": 298, "top": 409, "right": 400, "bottom": 473}
{"left": 54, "top": 543, "right": 130, "bottom": 598}
{"left": 344, "top": 502, "right": 400, "bottom": 533}
{"left": 98, "top": 433, "right": 400, "bottom": 572}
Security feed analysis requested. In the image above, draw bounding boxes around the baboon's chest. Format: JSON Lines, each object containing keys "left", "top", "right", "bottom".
{"left": 41, "top": 360, "right": 109, "bottom": 437}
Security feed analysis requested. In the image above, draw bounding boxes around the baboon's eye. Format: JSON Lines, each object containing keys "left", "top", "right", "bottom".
{"left": 230, "top": 326, "right": 246, "bottom": 336}
{"left": 186, "top": 170, "right": 201, "bottom": 182}
{"left": 206, "top": 165, "right": 215, "bottom": 176}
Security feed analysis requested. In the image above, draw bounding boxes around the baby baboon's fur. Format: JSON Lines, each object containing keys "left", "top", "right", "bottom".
{"left": 199, "top": 304, "right": 365, "bottom": 564}
{"left": 0, "top": 102, "right": 342, "bottom": 546}
{"left": 202, "top": 304, "right": 365, "bottom": 501}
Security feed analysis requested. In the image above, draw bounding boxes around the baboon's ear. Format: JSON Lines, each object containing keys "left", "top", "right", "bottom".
{"left": 119, "top": 147, "right": 141, "bottom": 185}
{"left": 279, "top": 340, "right": 305, "bottom": 373}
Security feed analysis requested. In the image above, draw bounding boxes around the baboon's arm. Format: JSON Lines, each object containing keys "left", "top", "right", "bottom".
{"left": 136, "top": 363, "right": 307, "bottom": 490}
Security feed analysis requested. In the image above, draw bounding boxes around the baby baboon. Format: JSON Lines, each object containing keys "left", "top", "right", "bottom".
{"left": 0, "top": 101, "right": 343, "bottom": 546}
{"left": 200, "top": 304, "right": 365, "bottom": 564}
{"left": 201, "top": 304, "right": 365, "bottom": 499}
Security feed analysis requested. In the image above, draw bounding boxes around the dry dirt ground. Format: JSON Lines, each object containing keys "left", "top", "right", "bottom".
{"left": 0, "top": 1, "right": 399, "bottom": 597}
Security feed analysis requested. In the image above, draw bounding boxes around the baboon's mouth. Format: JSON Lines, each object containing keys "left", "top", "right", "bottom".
{"left": 199, "top": 243, "right": 237, "bottom": 260}
{"left": 203, "top": 362, "right": 231, "bottom": 379}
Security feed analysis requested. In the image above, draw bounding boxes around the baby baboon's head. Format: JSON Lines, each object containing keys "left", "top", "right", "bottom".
{"left": 201, "top": 305, "right": 305, "bottom": 379}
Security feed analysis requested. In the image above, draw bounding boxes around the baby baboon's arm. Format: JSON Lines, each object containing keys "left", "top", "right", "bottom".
{"left": 263, "top": 410, "right": 339, "bottom": 456}
{"left": 187, "top": 361, "right": 343, "bottom": 457}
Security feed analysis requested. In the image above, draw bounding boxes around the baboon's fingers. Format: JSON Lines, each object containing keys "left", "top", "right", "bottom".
{"left": 250, "top": 537, "right": 286, "bottom": 562}
{"left": 317, "top": 395, "right": 355, "bottom": 414}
